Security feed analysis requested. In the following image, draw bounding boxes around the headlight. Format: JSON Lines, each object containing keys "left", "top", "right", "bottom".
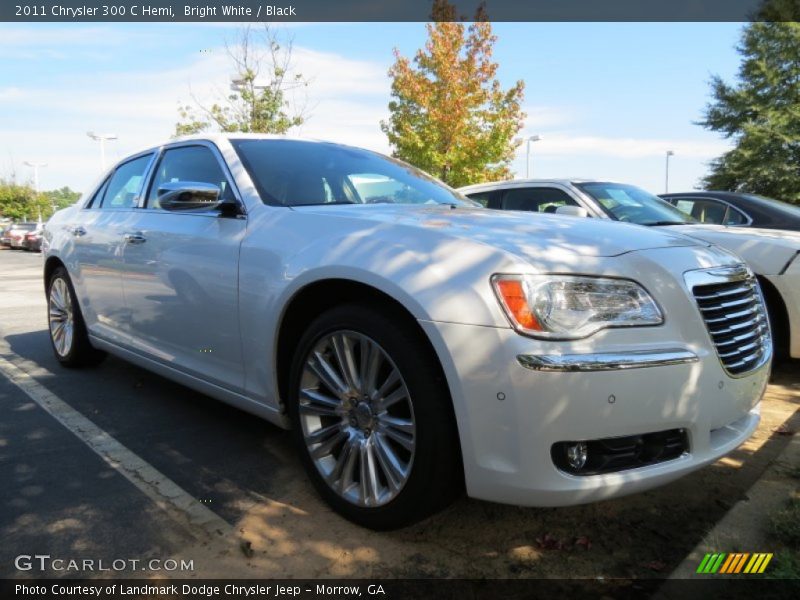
{"left": 492, "top": 274, "right": 663, "bottom": 339}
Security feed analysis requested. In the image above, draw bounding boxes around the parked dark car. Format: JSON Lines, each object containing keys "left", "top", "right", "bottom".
{"left": 22, "top": 229, "right": 43, "bottom": 252}
{"left": 660, "top": 191, "right": 800, "bottom": 231}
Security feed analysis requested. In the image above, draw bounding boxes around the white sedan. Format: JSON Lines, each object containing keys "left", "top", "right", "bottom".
{"left": 461, "top": 179, "right": 800, "bottom": 361}
{"left": 43, "top": 136, "right": 769, "bottom": 529}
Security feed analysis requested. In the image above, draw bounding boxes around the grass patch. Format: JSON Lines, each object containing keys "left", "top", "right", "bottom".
{"left": 764, "top": 551, "right": 800, "bottom": 580}
{"left": 768, "top": 497, "right": 800, "bottom": 546}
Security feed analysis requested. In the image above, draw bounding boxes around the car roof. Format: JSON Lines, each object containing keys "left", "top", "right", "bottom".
{"left": 117, "top": 134, "right": 380, "bottom": 169}
{"left": 458, "top": 178, "right": 603, "bottom": 192}
{"left": 662, "top": 191, "right": 741, "bottom": 199}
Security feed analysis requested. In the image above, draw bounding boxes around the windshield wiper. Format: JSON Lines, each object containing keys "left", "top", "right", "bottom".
{"left": 290, "top": 201, "right": 358, "bottom": 206}
{"left": 647, "top": 220, "right": 690, "bottom": 226}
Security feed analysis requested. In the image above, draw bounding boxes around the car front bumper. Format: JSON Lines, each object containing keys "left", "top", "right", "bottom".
{"left": 420, "top": 319, "right": 768, "bottom": 507}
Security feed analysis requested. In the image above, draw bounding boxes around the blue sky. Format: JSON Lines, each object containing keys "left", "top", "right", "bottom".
{"left": 0, "top": 21, "right": 744, "bottom": 194}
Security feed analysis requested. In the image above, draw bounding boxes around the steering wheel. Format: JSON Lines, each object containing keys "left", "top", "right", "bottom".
{"left": 366, "top": 195, "right": 395, "bottom": 204}
{"left": 612, "top": 205, "right": 642, "bottom": 223}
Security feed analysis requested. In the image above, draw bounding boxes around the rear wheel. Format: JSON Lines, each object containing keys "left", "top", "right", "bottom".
{"left": 288, "top": 303, "right": 462, "bottom": 529}
{"left": 47, "top": 266, "right": 106, "bottom": 368}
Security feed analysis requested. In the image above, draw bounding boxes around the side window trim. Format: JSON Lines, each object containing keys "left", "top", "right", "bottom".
{"left": 142, "top": 142, "right": 245, "bottom": 214}
{"left": 84, "top": 176, "right": 111, "bottom": 210}
{"left": 725, "top": 205, "right": 750, "bottom": 226}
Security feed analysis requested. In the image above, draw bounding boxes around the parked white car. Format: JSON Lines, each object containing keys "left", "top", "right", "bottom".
{"left": 461, "top": 179, "right": 800, "bottom": 360}
{"left": 43, "top": 136, "right": 770, "bottom": 529}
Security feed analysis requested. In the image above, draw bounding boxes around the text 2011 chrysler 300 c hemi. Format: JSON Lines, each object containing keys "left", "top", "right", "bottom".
{"left": 42, "top": 135, "right": 771, "bottom": 529}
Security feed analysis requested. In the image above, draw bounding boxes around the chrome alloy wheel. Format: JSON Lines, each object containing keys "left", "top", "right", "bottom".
{"left": 48, "top": 277, "right": 74, "bottom": 357}
{"left": 299, "top": 331, "right": 416, "bottom": 507}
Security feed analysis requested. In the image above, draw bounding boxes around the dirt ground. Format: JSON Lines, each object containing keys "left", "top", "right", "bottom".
{"left": 172, "top": 361, "right": 799, "bottom": 584}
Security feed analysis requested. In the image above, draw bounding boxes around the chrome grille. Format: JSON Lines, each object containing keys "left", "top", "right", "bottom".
{"left": 686, "top": 265, "right": 771, "bottom": 376}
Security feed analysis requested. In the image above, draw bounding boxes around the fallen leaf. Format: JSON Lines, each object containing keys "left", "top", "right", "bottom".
{"left": 771, "top": 425, "right": 794, "bottom": 436}
{"left": 575, "top": 536, "right": 592, "bottom": 550}
{"left": 643, "top": 560, "right": 667, "bottom": 572}
{"left": 535, "top": 533, "right": 565, "bottom": 550}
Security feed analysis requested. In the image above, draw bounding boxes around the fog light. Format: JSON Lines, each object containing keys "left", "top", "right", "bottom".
{"left": 566, "top": 442, "right": 588, "bottom": 470}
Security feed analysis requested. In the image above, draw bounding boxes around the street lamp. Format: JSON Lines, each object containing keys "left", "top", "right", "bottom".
{"left": 23, "top": 161, "right": 47, "bottom": 192}
{"left": 526, "top": 135, "right": 542, "bottom": 178}
{"left": 23, "top": 161, "right": 48, "bottom": 222}
{"left": 665, "top": 150, "right": 675, "bottom": 193}
{"left": 231, "top": 74, "right": 270, "bottom": 129}
{"left": 87, "top": 131, "right": 118, "bottom": 169}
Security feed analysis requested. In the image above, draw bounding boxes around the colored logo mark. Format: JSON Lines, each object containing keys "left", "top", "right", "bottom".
{"left": 696, "top": 552, "right": 773, "bottom": 574}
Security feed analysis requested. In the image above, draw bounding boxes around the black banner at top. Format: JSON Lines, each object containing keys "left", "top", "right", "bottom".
{"left": 3, "top": 0, "right": 799, "bottom": 23}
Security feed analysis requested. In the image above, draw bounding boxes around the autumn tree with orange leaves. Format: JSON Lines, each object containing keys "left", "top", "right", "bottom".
{"left": 381, "top": 0, "right": 525, "bottom": 187}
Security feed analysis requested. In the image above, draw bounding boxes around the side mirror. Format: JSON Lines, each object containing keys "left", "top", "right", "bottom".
{"left": 157, "top": 181, "right": 224, "bottom": 212}
{"left": 556, "top": 205, "right": 589, "bottom": 218}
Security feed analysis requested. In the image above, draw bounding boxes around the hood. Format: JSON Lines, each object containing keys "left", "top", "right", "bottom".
{"left": 666, "top": 223, "right": 800, "bottom": 275}
{"left": 292, "top": 204, "right": 703, "bottom": 258}
{"left": 667, "top": 223, "right": 800, "bottom": 249}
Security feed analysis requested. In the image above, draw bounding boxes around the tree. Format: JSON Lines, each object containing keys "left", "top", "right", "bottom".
{"left": 0, "top": 180, "right": 46, "bottom": 221}
{"left": 381, "top": 0, "right": 525, "bottom": 188}
{"left": 699, "top": 16, "right": 800, "bottom": 202}
{"left": 43, "top": 186, "right": 82, "bottom": 210}
{"left": 175, "top": 25, "right": 309, "bottom": 136}
{"left": 0, "top": 180, "right": 80, "bottom": 221}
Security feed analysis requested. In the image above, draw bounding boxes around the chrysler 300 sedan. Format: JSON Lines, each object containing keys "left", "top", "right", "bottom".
{"left": 43, "top": 135, "right": 770, "bottom": 529}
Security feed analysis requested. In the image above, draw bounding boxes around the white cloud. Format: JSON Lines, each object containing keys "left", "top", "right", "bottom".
{"left": 524, "top": 134, "right": 731, "bottom": 160}
{"left": 0, "top": 42, "right": 392, "bottom": 190}
{"left": 0, "top": 87, "right": 24, "bottom": 101}
{"left": 521, "top": 105, "right": 576, "bottom": 130}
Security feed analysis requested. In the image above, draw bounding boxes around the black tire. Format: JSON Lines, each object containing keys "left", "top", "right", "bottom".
{"left": 287, "top": 303, "right": 463, "bottom": 529}
{"left": 46, "top": 266, "right": 106, "bottom": 368}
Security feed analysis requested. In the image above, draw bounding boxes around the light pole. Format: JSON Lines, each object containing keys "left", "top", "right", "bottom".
{"left": 231, "top": 75, "right": 269, "bottom": 129}
{"left": 87, "top": 131, "right": 118, "bottom": 169}
{"left": 526, "top": 135, "right": 542, "bottom": 178}
{"left": 23, "top": 161, "right": 47, "bottom": 192}
{"left": 23, "top": 161, "right": 47, "bottom": 222}
{"left": 665, "top": 150, "right": 675, "bottom": 193}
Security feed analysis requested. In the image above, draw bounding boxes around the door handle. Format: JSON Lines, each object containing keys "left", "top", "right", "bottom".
{"left": 71, "top": 226, "right": 86, "bottom": 237}
{"left": 123, "top": 232, "right": 147, "bottom": 245}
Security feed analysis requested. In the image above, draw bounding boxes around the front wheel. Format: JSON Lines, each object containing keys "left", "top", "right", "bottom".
{"left": 47, "top": 267, "right": 106, "bottom": 368}
{"left": 288, "top": 303, "right": 462, "bottom": 529}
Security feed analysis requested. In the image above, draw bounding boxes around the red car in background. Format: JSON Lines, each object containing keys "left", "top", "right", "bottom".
{"left": 3, "top": 222, "right": 39, "bottom": 249}
{"left": 22, "top": 229, "right": 43, "bottom": 252}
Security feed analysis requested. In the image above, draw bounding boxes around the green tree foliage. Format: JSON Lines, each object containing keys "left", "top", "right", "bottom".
{"left": 0, "top": 181, "right": 80, "bottom": 221}
{"left": 699, "top": 16, "right": 800, "bottom": 202}
{"left": 43, "top": 186, "right": 82, "bottom": 210}
{"left": 176, "top": 25, "right": 309, "bottom": 136}
{"left": 381, "top": 0, "right": 525, "bottom": 188}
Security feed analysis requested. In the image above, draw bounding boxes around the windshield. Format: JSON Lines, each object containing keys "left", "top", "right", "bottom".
{"left": 231, "top": 139, "right": 468, "bottom": 207}
{"left": 576, "top": 182, "right": 695, "bottom": 226}
{"left": 14, "top": 223, "right": 38, "bottom": 231}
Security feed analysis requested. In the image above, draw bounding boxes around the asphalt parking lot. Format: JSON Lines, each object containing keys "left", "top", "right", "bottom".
{"left": 0, "top": 248, "right": 798, "bottom": 584}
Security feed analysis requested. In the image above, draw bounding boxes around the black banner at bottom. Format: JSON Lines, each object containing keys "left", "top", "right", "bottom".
{"left": 3, "top": 578, "right": 798, "bottom": 600}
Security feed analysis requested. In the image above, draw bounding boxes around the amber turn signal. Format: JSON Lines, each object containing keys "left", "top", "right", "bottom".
{"left": 493, "top": 277, "right": 542, "bottom": 332}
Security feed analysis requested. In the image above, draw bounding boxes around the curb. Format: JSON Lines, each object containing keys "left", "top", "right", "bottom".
{"left": 655, "top": 427, "right": 799, "bottom": 594}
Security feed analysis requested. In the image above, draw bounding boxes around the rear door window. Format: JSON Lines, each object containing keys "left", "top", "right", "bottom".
{"left": 501, "top": 187, "right": 579, "bottom": 213}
